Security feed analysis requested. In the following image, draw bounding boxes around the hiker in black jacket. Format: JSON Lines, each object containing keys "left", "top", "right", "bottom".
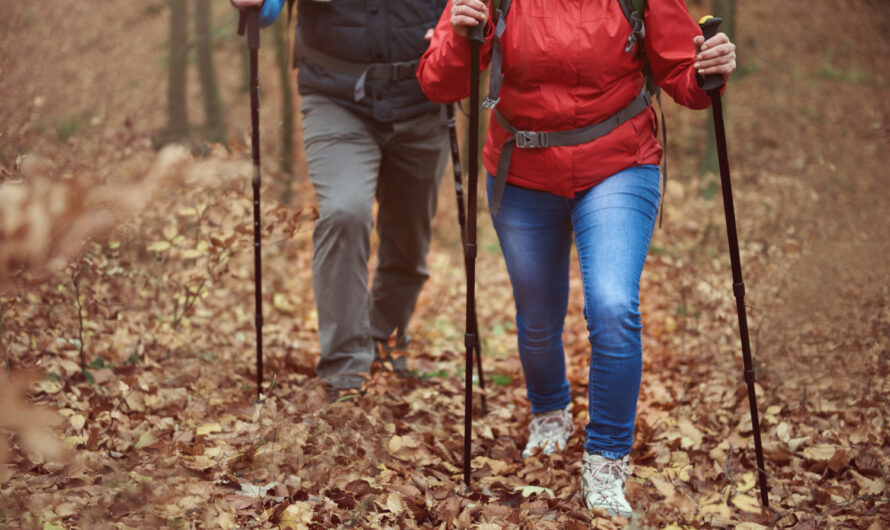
{"left": 232, "top": 0, "right": 451, "bottom": 391}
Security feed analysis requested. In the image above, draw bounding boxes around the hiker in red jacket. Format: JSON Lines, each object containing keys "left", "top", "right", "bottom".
{"left": 418, "top": 0, "right": 736, "bottom": 517}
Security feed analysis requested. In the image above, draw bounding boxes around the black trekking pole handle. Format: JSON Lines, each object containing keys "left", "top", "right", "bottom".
{"left": 239, "top": 6, "right": 264, "bottom": 403}
{"left": 699, "top": 14, "right": 770, "bottom": 511}
{"left": 698, "top": 16, "right": 725, "bottom": 94}
{"left": 467, "top": 21, "right": 486, "bottom": 44}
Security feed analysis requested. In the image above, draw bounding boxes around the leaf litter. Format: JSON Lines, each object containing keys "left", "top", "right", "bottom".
{"left": 1, "top": 0, "right": 889, "bottom": 528}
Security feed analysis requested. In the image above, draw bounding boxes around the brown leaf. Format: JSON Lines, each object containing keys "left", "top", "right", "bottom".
{"left": 224, "top": 495, "right": 261, "bottom": 511}
{"left": 827, "top": 449, "right": 851, "bottom": 473}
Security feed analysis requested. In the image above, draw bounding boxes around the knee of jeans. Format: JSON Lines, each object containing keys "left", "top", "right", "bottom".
{"left": 584, "top": 294, "right": 641, "bottom": 351}
{"left": 517, "top": 319, "right": 564, "bottom": 355}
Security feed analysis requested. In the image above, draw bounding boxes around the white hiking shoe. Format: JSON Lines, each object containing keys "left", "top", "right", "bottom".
{"left": 582, "top": 452, "right": 633, "bottom": 517}
{"left": 521, "top": 405, "right": 574, "bottom": 458}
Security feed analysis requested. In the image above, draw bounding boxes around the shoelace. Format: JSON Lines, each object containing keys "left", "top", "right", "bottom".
{"left": 530, "top": 411, "right": 571, "bottom": 439}
{"left": 583, "top": 457, "right": 631, "bottom": 487}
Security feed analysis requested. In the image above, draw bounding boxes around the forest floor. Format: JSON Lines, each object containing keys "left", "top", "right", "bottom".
{"left": 1, "top": 0, "right": 889, "bottom": 528}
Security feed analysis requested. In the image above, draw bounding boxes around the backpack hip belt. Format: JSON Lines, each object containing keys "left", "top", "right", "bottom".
{"left": 293, "top": 31, "right": 419, "bottom": 102}
{"left": 489, "top": 88, "right": 651, "bottom": 216}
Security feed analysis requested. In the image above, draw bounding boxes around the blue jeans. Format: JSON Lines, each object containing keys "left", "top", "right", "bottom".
{"left": 487, "top": 165, "right": 660, "bottom": 459}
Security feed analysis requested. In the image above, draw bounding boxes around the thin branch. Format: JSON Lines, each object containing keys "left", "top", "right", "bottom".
{"left": 72, "top": 268, "right": 86, "bottom": 371}
{"left": 172, "top": 278, "right": 206, "bottom": 331}
{"left": 1, "top": 297, "right": 9, "bottom": 373}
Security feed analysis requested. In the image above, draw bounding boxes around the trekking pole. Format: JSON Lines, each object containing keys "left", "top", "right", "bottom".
{"left": 239, "top": 7, "right": 264, "bottom": 402}
{"left": 699, "top": 16, "right": 768, "bottom": 509}
{"left": 462, "top": 21, "right": 486, "bottom": 490}
{"left": 446, "top": 104, "right": 487, "bottom": 416}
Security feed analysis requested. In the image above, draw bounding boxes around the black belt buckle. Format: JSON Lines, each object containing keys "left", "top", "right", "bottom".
{"left": 390, "top": 61, "right": 415, "bottom": 81}
{"left": 515, "top": 130, "right": 548, "bottom": 149}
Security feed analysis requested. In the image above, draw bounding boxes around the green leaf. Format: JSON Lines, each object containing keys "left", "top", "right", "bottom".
{"left": 420, "top": 369, "right": 449, "bottom": 380}
{"left": 649, "top": 244, "right": 668, "bottom": 255}
{"left": 82, "top": 369, "right": 95, "bottom": 385}
{"left": 700, "top": 179, "right": 719, "bottom": 201}
{"left": 491, "top": 374, "right": 512, "bottom": 386}
{"left": 88, "top": 358, "right": 107, "bottom": 369}
{"left": 332, "top": 394, "right": 359, "bottom": 404}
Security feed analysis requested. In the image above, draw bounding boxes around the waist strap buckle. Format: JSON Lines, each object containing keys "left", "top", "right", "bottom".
{"left": 515, "top": 130, "right": 548, "bottom": 149}
{"left": 389, "top": 61, "right": 415, "bottom": 81}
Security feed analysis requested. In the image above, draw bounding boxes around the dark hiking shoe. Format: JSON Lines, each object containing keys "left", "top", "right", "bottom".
{"left": 374, "top": 341, "right": 412, "bottom": 378}
{"left": 323, "top": 384, "right": 363, "bottom": 404}
{"left": 322, "top": 373, "right": 365, "bottom": 404}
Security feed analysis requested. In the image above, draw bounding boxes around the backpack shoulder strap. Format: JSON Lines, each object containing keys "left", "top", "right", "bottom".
{"left": 616, "top": 0, "right": 636, "bottom": 23}
{"left": 616, "top": 0, "right": 646, "bottom": 54}
{"left": 481, "top": 0, "right": 514, "bottom": 109}
{"left": 617, "top": 0, "right": 667, "bottom": 227}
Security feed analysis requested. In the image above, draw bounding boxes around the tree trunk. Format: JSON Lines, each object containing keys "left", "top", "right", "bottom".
{"left": 167, "top": 0, "right": 189, "bottom": 141}
{"left": 195, "top": 0, "right": 227, "bottom": 143}
{"left": 700, "top": 0, "right": 735, "bottom": 177}
{"left": 274, "top": 17, "right": 295, "bottom": 178}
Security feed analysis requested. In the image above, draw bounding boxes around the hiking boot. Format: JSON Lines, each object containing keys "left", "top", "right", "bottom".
{"left": 521, "top": 404, "right": 574, "bottom": 458}
{"left": 581, "top": 452, "right": 633, "bottom": 518}
{"left": 373, "top": 341, "right": 412, "bottom": 377}
{"left": 321, "top": 373, "right": 366, "bottom": 403}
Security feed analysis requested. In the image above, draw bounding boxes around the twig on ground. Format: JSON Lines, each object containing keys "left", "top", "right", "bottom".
{"left": 71, "top": 267, "right": 86, "bottom": 370}
{"left": 1, "top": 297, "right": 9, "bottom": 373}
{"left": 721, "top": 444, "right": 734, "bottom": 488}
{"left": 172, "top": 278, "right": 206, "bottom": 331}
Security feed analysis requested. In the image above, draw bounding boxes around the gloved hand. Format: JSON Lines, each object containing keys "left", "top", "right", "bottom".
{"left": 231, "top": 0, "right": 285, "bottom": 28}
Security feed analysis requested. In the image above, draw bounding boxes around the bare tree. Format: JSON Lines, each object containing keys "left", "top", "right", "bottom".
{"left": 167, "top": 0, "right": 189, "bottom": 141}
{"left": 273, "top": 16, "right": 297, "bottom": 203}
{"left": 195, "top": 0, "right": 227, "bottom": 143}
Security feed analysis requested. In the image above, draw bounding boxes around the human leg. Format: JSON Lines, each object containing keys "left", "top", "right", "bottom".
{"left": 571, "top": 164, "right": 660, "bottom": 459}
{"left": 369, "top": 110, "right": 449, "bottom": 348}
{"left": 301, "top": 94, "right": 382, "bottom": 387}
{"left": 571, "top": 165, "right": 660, "bottom": 516}
{"left": 486, "top": 175, "right": 574, "bottom": 415}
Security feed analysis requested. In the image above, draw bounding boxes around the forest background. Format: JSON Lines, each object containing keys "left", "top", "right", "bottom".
{"left": 1, "top": 0, "right": 888, "bottom": 528}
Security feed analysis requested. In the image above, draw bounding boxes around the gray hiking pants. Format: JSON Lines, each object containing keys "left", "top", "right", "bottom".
{"left": 300, "top": 94, "right": 449, "bottom": 388}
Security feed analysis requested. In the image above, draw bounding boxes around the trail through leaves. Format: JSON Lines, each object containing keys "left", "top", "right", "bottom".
{"left": 2, "top": 0, "right": 890, "bottom": 528}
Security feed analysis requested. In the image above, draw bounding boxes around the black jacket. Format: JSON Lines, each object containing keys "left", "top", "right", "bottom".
{"left": 297, "top": 0, "right": 448, "bottom": 122}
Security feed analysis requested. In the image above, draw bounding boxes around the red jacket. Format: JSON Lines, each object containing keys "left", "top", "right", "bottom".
{"left": 418, "top": 0, "right": 715, "bottom": 197}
